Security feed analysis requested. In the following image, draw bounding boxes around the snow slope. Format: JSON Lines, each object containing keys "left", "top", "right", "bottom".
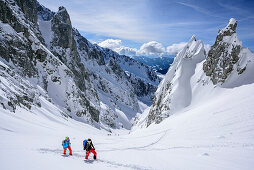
{"left": 144, "top": 35, "right": 206, "bottom": 126}
{"left": 1, "top": 81, "right": 254, "bottom": 170}
{"left": 1, "top": 3, "right": 254, "bottom": 170}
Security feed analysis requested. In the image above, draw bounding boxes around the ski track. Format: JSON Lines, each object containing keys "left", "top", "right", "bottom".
{"left": 0, "top": 126, "right": 14, "bottom": 132}
{"left": 148, "top": 143, "right": 254, "bottom": 151}
{"left": 38, "top": 148, "right": 153, "bottom": 170}
{"left": 98, "top": 129, "right": 169, "bottom": 152}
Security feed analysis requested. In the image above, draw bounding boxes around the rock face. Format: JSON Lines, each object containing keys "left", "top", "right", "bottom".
{"left": 73, "top": 28, "right": 160, "bottom": 128}
{"left": 15, "top": 0, "right": 38, "bottom": 24}
{"left": 36, "top": 1, "right": 54, "bottom": 21}
{"left": 203, "top": 18, "right": 244, "bottom": 85}
{"left": 146, "top": 36, "right": 205, "bottom": 126}
{"left": 0, "top": 0, "right": 161, "bottom": 129}
{"left": 0, "top": 0, "right": 44, "bottom": 77}
{"left": 97, "top": 47, "right": 161, "bottom": 105}
{"left": 51, "top": 7, "right": 75, "bottom": 51}
{"left": 0, "top": 0, "right": 100, "bottom": 125}
{"left": 73, "top": 30, "right": 142, "bottom": 129}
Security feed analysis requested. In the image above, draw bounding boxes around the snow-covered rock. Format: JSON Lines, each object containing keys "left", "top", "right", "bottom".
{"left": 0, "top": 0, "right": 100, "bottom": 125}
{"left": 73, "top": 29, "right": 141, "bottom": 129}
{"left": 138, "top": 18, "right": 254, "bottom": 128}
{"left": 93, "top": 45, "right": 161, "bottom": 105}
{"left": 0, "top": 0, "right": 161, "bottom": 129}
{"left": 36, "top": 1, "right": 55, "bottom": 21}
{"left": 203, "top": 18, "right": 254, "bottom": 87}
{"left": 145, "top": 35, "right": 206, "bottom": 126}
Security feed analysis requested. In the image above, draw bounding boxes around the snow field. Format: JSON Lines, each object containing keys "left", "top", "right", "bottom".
{"left": 1, "top": 81, "right": 254, "bottom": 170}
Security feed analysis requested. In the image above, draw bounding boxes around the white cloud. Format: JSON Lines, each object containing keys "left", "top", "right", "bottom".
{"left": 97, "top": 39, "right": 138, "bottom": 56}
{"left": 138, "top": 41, "right": 165, "bottom": 56}
{"left": 97, "top": 38, "right": 212, "bottom": 57}
{"left": 166, "top": 42, "right": 187, "bottom": 55}
{"left": 97, "top": 39, "right": 184, "bottom": 57}
{"left": 115, "top": 46, "right": 138, "bottom": 56}
{"left": 98, "top": 39, "right": 166, "bottom": 57}
{"left": 98, "top": 39, "right": 122, "bottom": 49}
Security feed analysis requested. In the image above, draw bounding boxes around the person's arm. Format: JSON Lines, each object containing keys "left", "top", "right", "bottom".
{"left": 84, "top": 142, "right": 87, "bottom": 150}
{"left": 91, "top": 142, "right": 95, "bottom": 150}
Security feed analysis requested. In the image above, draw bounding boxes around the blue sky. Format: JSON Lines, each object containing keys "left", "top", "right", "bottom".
{"left": 38, "top": 0, "right": 254, "bottom": 56}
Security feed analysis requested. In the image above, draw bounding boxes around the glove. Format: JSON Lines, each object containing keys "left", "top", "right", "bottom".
{"left": 94, "top": 148, "right": 95, "bottom": 150}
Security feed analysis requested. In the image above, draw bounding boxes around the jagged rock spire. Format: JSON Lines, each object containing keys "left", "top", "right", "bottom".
{"left": 203, "top": 18, "right": 243, "bottom": 85}
{"left": 51, "top": 6, "right": 73, "bottom": 49}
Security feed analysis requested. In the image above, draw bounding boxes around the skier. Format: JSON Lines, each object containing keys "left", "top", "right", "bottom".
{"left": 62, "top": 136, "right": 72, "bottom": 155}
{"left": 83, "top": 138, "right": 97, "bottom": 160}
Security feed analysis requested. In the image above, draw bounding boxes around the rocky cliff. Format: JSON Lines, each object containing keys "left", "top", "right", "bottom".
{"left": 203, "top": 18, "right": 254, "bottom": 86}
{"left": 0, "top": 0, "right": 161, "bottom": 129}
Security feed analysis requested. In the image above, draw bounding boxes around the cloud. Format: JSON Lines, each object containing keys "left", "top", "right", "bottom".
{"left": 115, "top": 46, "right": 138, "bottom": 56}
{"left": 138, "top": 41, "right": 165, "bottom": 56}
{"left": 166, "top": 42, "right": 187, "bottom": 55}
{"left": 97, "top": 39, "right": 167, "bottom": 57}
{"left": 97, "top": 39, "right": 138, "bottom": 56}
{"left": 97, "top": 38, "right": 212, "bottom": 58}
{"left": 98, "top": 39, "right": 122, "bottom": 49}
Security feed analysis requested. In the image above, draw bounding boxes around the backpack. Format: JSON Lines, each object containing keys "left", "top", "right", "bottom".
{"left": 62, "top": 139, "right": 70, "bottom": 149}
{"left": 83, "top": 139, "right": 87, "bottom": 147}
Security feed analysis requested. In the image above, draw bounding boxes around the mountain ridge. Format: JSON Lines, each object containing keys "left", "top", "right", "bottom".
{"left": 134, "top": 19, "right": 254, "bottom": 127}
{"left": 0, "top": 0, "right": 161, "bottom": 129}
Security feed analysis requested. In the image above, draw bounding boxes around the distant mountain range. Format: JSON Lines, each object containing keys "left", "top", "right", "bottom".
{"left": 131, "top": 56, "right": 174, "bottom": 74}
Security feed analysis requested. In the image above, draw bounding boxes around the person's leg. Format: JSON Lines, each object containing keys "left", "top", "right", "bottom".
{"left": 90, "top": 149, "right": 97, "bottom": 159}
{"left": 90, "top": 149, "right": 97, "bottom": 156}
{"left": 85, "top": 151, "right": 90, "bottom": 159}
{"left": 68, "top": 146, "right": 72, "bottom": 155}
{"left": 63, "top": 148, "right": 67, "bottom": 154}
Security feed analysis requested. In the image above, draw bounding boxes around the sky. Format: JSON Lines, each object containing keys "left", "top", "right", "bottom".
{"left": 38, "top": 0, "right": 254, "bottom": 57}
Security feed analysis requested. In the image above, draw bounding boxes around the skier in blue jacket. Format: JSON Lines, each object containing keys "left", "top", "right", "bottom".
{"left": 62, "top": 136, "right": 72, "bottom": 155}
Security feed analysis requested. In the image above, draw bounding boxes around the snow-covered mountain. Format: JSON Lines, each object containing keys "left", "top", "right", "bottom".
{"left": 1, "top": 2, "right": 254, "bottom": 169}
{"left": 131, "top": 56, "right": 174, "bottom": 74}
{"left": 90, "top": 45, "right": 161, "bottom": 105}
{"left": 0, "top": 0, "right": 161, "bottom": 129}
{"left": 136, "top": 18, "right": 254, "bottom": 127}
{"left": 0, "top": 0, "right": 100, "bottom": 125}
{"left": 145, "top": 35, "right": 206, "bottom": 126}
